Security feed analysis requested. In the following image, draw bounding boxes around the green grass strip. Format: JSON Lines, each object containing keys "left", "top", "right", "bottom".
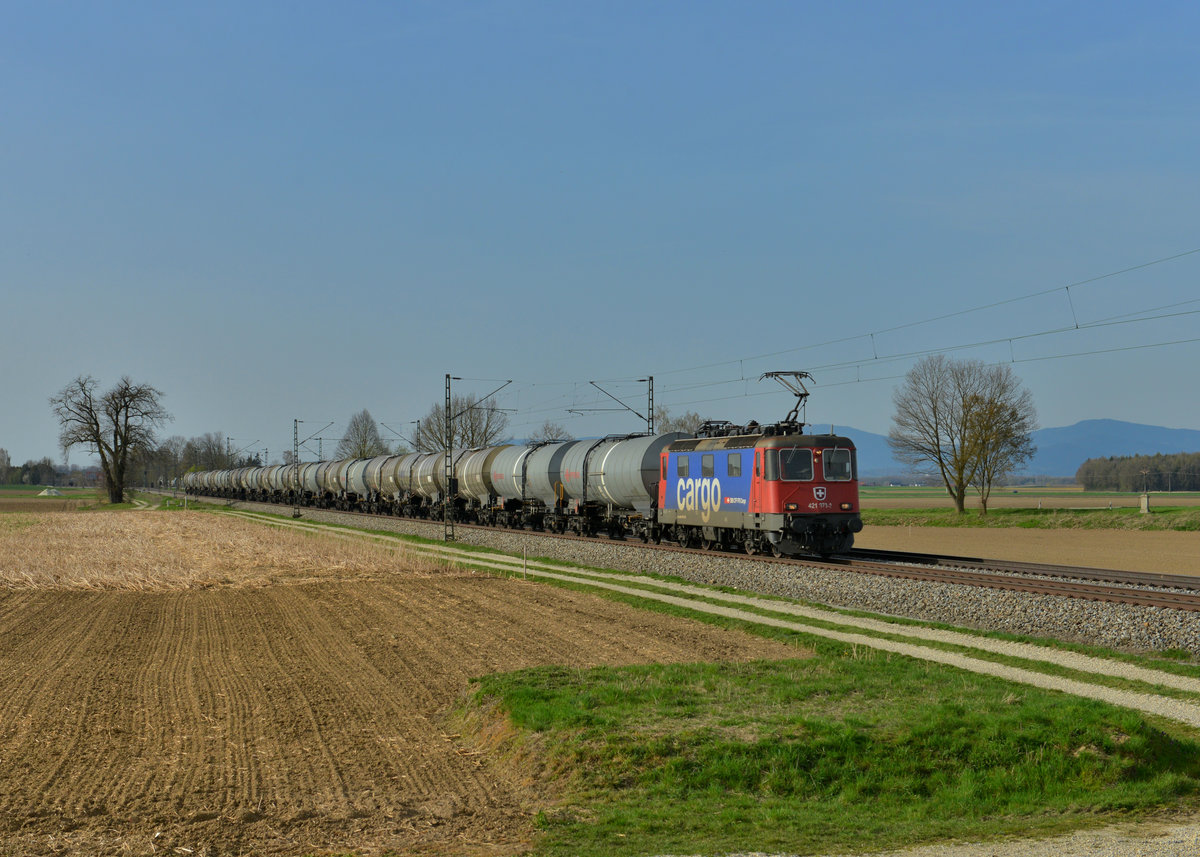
{"left": 463, "top": 656, "right": 1200, "bottom": 856}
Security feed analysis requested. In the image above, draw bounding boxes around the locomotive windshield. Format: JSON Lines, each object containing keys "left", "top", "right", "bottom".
{"left": 823, "top": 448, "right": 855, "bottom": 481}
{"left": 763, "top": 448, "right": 814, "bottom": 481}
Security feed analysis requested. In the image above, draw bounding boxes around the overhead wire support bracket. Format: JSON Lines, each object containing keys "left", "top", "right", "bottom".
{"left": 299, "top": 421, "right": 334, "bottom": 448}
{"left": 588, "top": 377, "right": 654, "bottom": 434}
{"left": 451, "top": 380, "right": 513, "bottom": 421}
{"left": 381, "top": 421, "right": 421, "bottom": 450}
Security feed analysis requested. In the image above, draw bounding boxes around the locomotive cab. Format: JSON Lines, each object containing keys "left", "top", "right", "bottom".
{"left": 752, "top": 437, "right": 862, "bottom": 555}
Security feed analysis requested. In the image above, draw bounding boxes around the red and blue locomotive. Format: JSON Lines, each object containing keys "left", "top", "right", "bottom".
{"left": 656, "top": 421, "right": 862, "bottom": 556}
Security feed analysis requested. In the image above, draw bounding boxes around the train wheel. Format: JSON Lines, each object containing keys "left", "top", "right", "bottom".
{"left": 744, "top": 540, "right": 759, "bottom": 556}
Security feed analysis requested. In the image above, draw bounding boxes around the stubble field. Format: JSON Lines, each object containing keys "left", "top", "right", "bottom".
{"left": 857, "top": 487, "right": 1200, "bottom": 574}
{"left": 854, "top": 525, "right": 1200, "bottom": 574}
{"left": 0, "top": 512, "right": 799, "bottom": 856}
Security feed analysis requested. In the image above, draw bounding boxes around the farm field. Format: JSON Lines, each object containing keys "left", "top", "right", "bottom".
{"left": 857, "top": 486, "right": 1200, "bottom": 575}
{"left": 0, "top": 484, "right": 91, "bottom": 513}
{"left": 861, "top": 484, "right": 1200, "bottom": 510}
{"left": 0, "top": 512, "right": 798, "bottom": 856}
{"left": 855, "top": 526, "right": 1200, "bottom": 575}
{"left": 5, "top": 501, "right": 1200, "bottom": 855}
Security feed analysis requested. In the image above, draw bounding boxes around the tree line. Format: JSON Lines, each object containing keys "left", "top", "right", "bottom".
{"left": 43, "top": 374, "right": 576, "bottom": 502}
{"left": 1076, "top": 452, "right": 1200, "bottom": 492}
{"left": 0, "top": 449, "right": 100, "bottom": 487}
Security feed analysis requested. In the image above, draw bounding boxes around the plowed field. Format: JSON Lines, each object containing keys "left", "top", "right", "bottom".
{"left": 0, "top": 514, "right": 799, "bottom": 856}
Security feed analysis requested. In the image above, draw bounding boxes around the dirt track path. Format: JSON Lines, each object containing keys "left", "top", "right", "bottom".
{"left": 0, "top": 571, "right": 797, "bottom": 856}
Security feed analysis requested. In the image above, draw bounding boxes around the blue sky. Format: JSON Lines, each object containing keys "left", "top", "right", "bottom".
{"left": 4, "top": 1, "right": 1199, "bottom": 466}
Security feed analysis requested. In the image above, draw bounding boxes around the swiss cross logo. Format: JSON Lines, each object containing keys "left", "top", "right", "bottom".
{"left": 814, "top": 487, "right": 827, "bottom": 500}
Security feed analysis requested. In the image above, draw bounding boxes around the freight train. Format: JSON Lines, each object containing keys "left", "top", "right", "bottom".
{"left": 183, "top": 418, "right": 863, "bottom": 557}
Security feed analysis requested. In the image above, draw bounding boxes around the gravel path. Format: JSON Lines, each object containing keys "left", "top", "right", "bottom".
{"left": 810, "top": 818, "right": 1200, "bottom": 857}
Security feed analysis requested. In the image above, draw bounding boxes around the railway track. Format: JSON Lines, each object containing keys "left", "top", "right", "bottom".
{"left": 651, "top": 535, "right": 1200, "bottom": 613}
{"left": 175, "top": 492, "right": 1200, "bottom": 615}
{"left": 848, "top": 547, "right": 1200, "bottom": 591}
{"left": 836, "top": 551, "right": 1200, "bottom": 613}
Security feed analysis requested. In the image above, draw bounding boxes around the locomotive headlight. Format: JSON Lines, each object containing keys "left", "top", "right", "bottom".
{"left": 785, "top": 502, "right": 798, "bottom": 511}
{"left": 840, "top": 502, "right": 853, "bottom": 511}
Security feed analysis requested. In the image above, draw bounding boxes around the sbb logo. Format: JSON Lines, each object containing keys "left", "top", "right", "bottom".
{"left": 676, "top": 477, "right": 723, "bottom": 523}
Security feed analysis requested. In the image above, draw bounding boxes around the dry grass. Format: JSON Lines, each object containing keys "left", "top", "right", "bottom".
{"left": 0, "top": 515, "right": 39, "bottom": 535}
{"left": 0, "top": 511, "right": 453, "bottom": 591}
{"left": 0, "top": 498, "right": 86, "bottom": 513}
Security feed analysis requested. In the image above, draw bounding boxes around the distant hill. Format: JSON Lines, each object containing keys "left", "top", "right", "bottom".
{"left": 1026, "top": 419, "right": 1200, "bottom": 477}
{"left": 829, "top": 419, "right": 1200, "bottom": 479}
{"left": 819, "top": 426, "right": 898, "bottom": 479}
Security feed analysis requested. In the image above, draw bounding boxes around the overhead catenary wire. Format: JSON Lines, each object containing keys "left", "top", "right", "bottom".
{"left": 634, "top": 245, "right": 1200, "bottom": 381}
{"left": 262, "top": 246, "right": 1198, "bottom": 451}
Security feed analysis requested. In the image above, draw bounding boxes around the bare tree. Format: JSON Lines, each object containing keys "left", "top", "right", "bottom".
{"left": 50, "top": 375, "right": 171, "bottom": 504}
{"left": 969, "top": 367, "right": 1037, "bottom": 514}
{"left": 526, "top": 420, "right": 574, "bottom": 443}
{"left": 888, "top": 356, "right": 1036, "bottom": 514}
{"left": 335, "top": 409, "right": 390, "bottom": 459}
{"left": 129, "top": 434, "right": 188, "bottom": 488}
{"left": 654, "top": 405, "right": 706, "bottom": 435}
{"left": 155, "top": 435, "right": 187, "bottom": 486}
{"left": 413, "top": 394, "right": 509, "bottom": 452}
{"left": 182, "top": 432, "right": 230, "bottom": 470}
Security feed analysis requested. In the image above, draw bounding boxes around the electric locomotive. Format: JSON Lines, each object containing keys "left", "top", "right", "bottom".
{"left": 657, "top": 421, "right": 861, "bottom": 556}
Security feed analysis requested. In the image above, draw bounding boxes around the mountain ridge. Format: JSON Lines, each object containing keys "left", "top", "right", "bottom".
{"left": 824, "top": 418, "right": 1200, "bottom": 479}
